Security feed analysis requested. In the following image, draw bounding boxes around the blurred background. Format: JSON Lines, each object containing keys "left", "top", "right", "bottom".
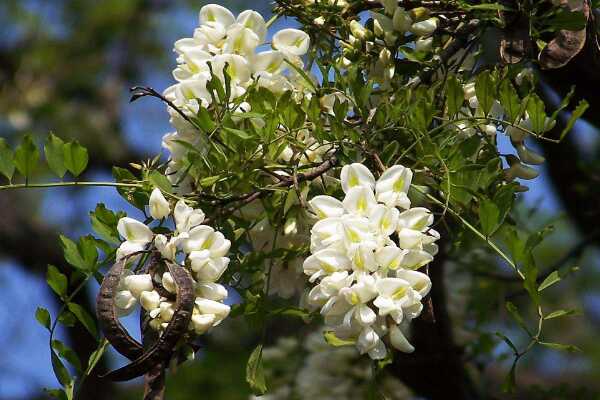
{"left": 0, "top": 1, "right": 599, "bottom": 399}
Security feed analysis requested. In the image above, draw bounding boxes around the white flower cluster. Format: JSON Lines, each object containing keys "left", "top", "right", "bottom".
{"left": 161, "top": 4, "right": 311, "bottom": 189}
{"left": 113, "top": 188, "right": 231, "bottom": 335}
{"left": 304, "top": 163, "right": 439, "bottom": 359}
{"left": 339, "top": 2, "right": 439, "bottom": 83}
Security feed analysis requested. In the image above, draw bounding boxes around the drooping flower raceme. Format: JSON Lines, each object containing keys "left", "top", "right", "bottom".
{"left": 304, "top": 163, "right": 438, "bottom": 359}
{"left": 114, "top": 188, "right": 232, "bottom": 336}
{"left": 161, "top": 4, "right": 312, "bottom": 189}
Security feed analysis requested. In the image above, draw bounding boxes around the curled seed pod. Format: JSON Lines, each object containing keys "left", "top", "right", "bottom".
{"left": 96, "top": 260, "right": 144, "bottom": 360}
{"left": 102, "top": 262, "right": 195, "bottom": 381}
{"left": 539, "top": 0, "right": 590, "bottom": 69}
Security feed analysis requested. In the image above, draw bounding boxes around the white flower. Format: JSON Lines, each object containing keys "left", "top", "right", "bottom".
{"left": 236, "top": 10, "right": 267, "bottom": 42}
{"left": 357, "top": 326, "right": 387, "bottom": 359}
{"left": 116, "top": 241, "right": 146, "bottom": 262}
{"left": 303, "top": 248, "right": 352, "bottom": 282}
{"left": 195, "top": 282, "right": 228, "bottom": 301}
{"left": 340, "top": 163, "right": 376, "bottom": 193}
{"left": 389, "top": 324, "right": 414, "bottom": 353}
{"left": 140, "top": 290, "right": 161, "bottom": 311}
{"left": 191, "top": 313, "right": 216, "bottom": 334}
{"left": 174, "top": 200, "right": 205, "bottom": 233}
{"left": 310, "top": 195, "right": 345, "bottom": 219}
{"left": 124, "top": 274, "right": 154, "bottom": 298}
{"left": 375, "top": 165, "right": 413, "bottom": 209}
{"left": 252, "top": 50, "right": 285, "bottom": 74}
{"left": 223, "top": 23, "right": 260, "bottom": 55}
{"left": 161, "top": 272, "right": 177, "bottom": 293}
{"left": 114, "top": 290, "right": 137, "bottom": 316}
{"left": 154, "top": 234, "right": 181, "bottom": 261}
{"left": 342, "top": 186, "right": 377, "bottom": 217}
{"left": 117, "top": 217, "right": 153, "bottom": 244}
{"left": 195, "top": 298, "right": 231, "bottom": 324}
{"left": 272, "top": 28, "right": 310, "bottom": 57}
{"left": 199, "top": 4, "right": 235, "bottom": 29}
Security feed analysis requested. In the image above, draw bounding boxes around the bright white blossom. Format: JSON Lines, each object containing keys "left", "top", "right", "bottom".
{"left": 114, "top": 195, "right": 231, "bottom": 337}
{"left": 305, "top": 163, "right": 438, "bottom": 359}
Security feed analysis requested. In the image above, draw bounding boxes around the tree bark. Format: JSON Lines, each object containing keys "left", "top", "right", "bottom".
{"left": 391, "top": 233, "right": 479, "bottom": 399}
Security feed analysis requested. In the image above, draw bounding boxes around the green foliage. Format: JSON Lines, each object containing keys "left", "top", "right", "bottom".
{"left": 14, "top": 134, "right": 39, "bottom": 181}
{"left": 246, "top": 344, "right": 267, "bottom": 396}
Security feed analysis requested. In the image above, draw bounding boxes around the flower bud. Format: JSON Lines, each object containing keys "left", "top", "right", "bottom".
{"left": 159, "top": 301, "right": 175, "bottom": 322}
{"left": 350, "top": 20, "right": 367, "bottom": 41}
{"left": 149, "top": 188, "right": 170, "bottom": 220}
{"left": 191, "top": 313, "right": 216, "bottom": 335}
{"left": 410, "top": 17, "right": 438, "bottom": 36}
{"left": 114, "top": 290, "right": 137, "bottom": 316}
{"left": 484, "top": 124, "right": 497, "bottom": 136}
{"left": 162, "top": 272, "right": 177, "bottom": 293}
{"left": 140, "top": 290, "right": 161, "bottom": 311}
{"left": 409, "top": 7, "right": 430, "bottom": 22}
{"left": 504, "top": 155, "right": 539, "bottom": 180}
{"left": 124, "top": 274, "right": 154, "bottom": 298}
{"left": 515, "top": 143, "right": 545, "bottom": 165}
{"left": 390, "top": 324, "right": 415, "bottom": 353}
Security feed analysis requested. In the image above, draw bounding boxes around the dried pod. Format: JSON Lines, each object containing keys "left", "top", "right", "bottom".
{"left": 102, "top": 262, "right": 195, "bottom": 381}
{"left": 96, "top": 260, "right": 144, "bottom": 360}
{"left": 539, "top": 0, "right": 590, "bottom": 69}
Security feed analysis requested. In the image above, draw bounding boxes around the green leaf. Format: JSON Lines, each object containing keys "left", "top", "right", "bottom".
{"left": 195, "top": 107, "right": 216, "bottom": 132}
{"left": 149, "top": 170, "right": 173, "bottom": 193}
{"left": 44, "top": 133, "right": 67, "bottom": 178}
{"left": 525, "top": 94, "right": 547, "bottom": 133}
{"left": 246, "top": 344, "right": 267, "bottom": 396}
{"left": 90, "top": 204, "right": 122, "bottom": 244}
{"left": 544, "top": 309, "right": 580, "bottom": 320}
{"left": 506, "top": 301, "right": 532, "bottom": 337}
{"left": 67, "top": 302, "right": 97, "bottom": 337}
{"left": 58, "top": 311, "right": 77, "bottom": 327}
{"left": 51, "top": 349, "right": 74, "bottom": 391}
{"left": 222, "top": 126, "right": 253, "bottom": 140}
{"left": 324, "top": 331, "right": 356, "bottom": 347}
{"left": 47, "top": 265, "right": 68, "bottom": 298}
{"left": 60, "top": 235, "right": 98, "bottom": 271}
{"left": 475, "top": 70, "right": 495, "bottom": 116}
{"left": 52, "top": 339, "right": 82, "bottom": 372}
{"left": 538, "top": 270, "right": 561, "bottom": 291}
{"left": 63, "top": 140, "right": 89, "bottom": 177}
{"left": 498, "top": 80, "right": 521, "bottom": 123}
{"left": 14, "top": 134, "right": 39, "bottom": 180}
{"left": 0, "top": 138, "right": 15, "bottom": 181}
{"left": 560, "top": 100, "right": 589, "bottom": 140}
{"left": 85, "top": 339, "right": 109, "bottom": 375}
{"left": 539, "top": 341, "right": 581, "bottom": 353}
{"left": 35, "top": 307, "right": 51, "bottom": 331}
{"left": 446, "top": 75, "right": 464, "bottom": 117}
{"left": 479, "top": 198, "right": 500, "bottom": 236}
{"left": 547, "top": 9, "right": 587, "bottom": 31}
{"left": 495, "top": 332, "right": 518, "bottom": 354}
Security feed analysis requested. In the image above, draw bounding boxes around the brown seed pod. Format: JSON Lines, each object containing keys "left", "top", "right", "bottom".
{"left": 101, "top": 262, "right": 195, "bottom": 381}
{"left": 539, "top": 0, "right": 590, "bottom": 69}
{"left": 96, "top": 260, "right": 144, "bottom": 360}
